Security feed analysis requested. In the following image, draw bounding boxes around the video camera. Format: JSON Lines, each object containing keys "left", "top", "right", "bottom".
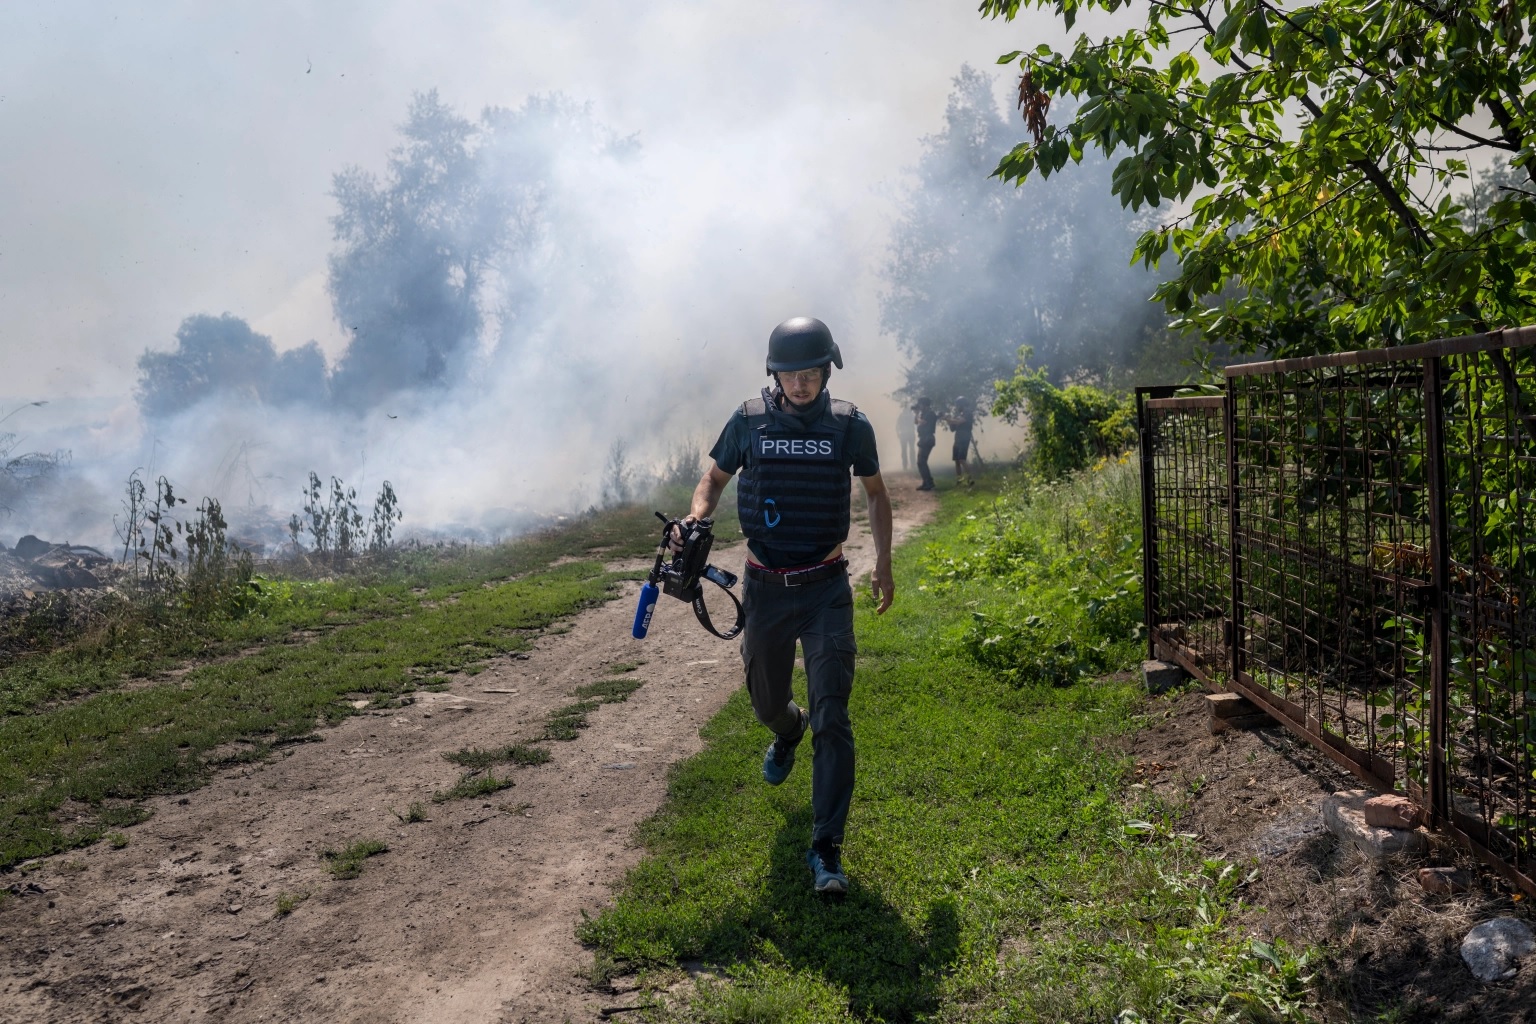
{"left": 631, "top": 512, "right": 743, "bottom": 640}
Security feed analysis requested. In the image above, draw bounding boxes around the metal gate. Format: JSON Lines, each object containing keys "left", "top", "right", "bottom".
{"left": 1141, "top": 327, "right": 1536, "bottom": 896}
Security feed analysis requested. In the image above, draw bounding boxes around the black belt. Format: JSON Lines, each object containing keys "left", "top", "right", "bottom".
{"left": 744, "top": 559, "right": 848, "bottom": 587}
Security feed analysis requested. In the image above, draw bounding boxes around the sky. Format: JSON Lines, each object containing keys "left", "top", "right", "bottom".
{"left": 0, "top": 1, "right": 1092, "bottom": 546}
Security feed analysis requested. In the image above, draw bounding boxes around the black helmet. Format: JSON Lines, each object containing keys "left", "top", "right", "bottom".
{"left": 766, "top": 317, "right": 843, "bottom": 373}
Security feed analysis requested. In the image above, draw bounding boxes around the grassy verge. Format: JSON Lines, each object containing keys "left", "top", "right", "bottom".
{"left": 0, "top": 491, "right": 729, "bottom": 870}
{"left": 580, "top": 466, "right": 1315, "bottom": 1023}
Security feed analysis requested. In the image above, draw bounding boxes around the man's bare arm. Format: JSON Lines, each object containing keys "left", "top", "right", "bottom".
{"left": 690, "top": 463, "right": 733, "bottom": 521}
{"left": 859, "top": 472, "right": 894, "bottom": 614}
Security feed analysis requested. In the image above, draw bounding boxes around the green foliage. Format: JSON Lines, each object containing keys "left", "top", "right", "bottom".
{"left": 992, "top": 347, "right": 1136, "bottom": 478}
{"left": 322, "top": 838, "right": 388, "bottom": 879}
{"left": 583, "top": 481, "right": 1314, "bottom": 1022}
{"left": 574, "top": 678, "right": 644, "bottom": 703}
{"left": 273, "top": 890, "right": 309, "bottom": 917}
{"left": 926, "top": 458, "right": 1144, "bottom": 686}
{"left": 543, "top": 700, "right": 602, "bottom": 741}
{"left": 442, "top": 743, "right": 551, "bottom": 770}
{"left": 432, "top": 773, "right": 514, "bottom": 804}
{"left": 984, "top": 0, "right": 1536, "bottom": 356}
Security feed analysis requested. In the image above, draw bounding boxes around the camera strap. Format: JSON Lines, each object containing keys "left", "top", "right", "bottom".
{"left": 690, "top": 577, "right": 744, "bottom": 640}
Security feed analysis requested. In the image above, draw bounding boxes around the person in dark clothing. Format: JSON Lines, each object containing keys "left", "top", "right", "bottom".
{"left": 895, "top": 404, "right": 915, "bottom": 471}
{"left": 673, "top": 316, "right": 893, "bottom": 895}
{"left": 944, "top": 397, "right": 975, "bottom": 485}
{"left": 913, "top": 397, "right": 937, "bottom": 491}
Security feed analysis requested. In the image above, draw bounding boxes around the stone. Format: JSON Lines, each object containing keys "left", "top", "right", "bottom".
{"left": 1207, "top": 692, "right": 1259, "bottom": 718}
{"left": 12, "top": 535, "right": 54, "bottom": 561}
{"left": 1322, "top": 790, "right": 1429, "bottom": 860}
{"left": 1364, "top": 793, "right": 1419, "bottom": 829}
{"left": 1142, "top": 660, "right": 1185, "bottom": 695}
{"left": 1418, "top": 866, "right": 1472, "bottom": 895}
{"left": 1461, "top": 917, "right": 1534, "bottom": 982}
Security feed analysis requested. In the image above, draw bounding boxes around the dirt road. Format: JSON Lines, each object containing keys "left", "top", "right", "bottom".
{"left": 0, "top": 483, "right": 937, "bottom": 1024}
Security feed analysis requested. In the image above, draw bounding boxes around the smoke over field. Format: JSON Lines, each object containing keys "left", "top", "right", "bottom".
{"left": 1, "top": 4, "right": 1168, "bottom": 553}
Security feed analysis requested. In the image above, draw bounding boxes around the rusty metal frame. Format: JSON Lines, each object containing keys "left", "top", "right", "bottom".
{"left": 1139, "top": 325, "right": 1536, "bottom": 898}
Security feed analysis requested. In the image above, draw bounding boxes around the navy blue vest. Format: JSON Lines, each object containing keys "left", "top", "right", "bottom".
{"left": 737, "top": 388, "right": 859, "bottom": 565}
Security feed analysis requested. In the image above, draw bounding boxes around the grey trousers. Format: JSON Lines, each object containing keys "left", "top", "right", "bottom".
{"left": 740, "top": 567, "right": 857, "bottom": 845}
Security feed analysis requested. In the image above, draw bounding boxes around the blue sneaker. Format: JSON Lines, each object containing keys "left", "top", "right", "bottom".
{"left": 761, "top": 709, "right": 808, "bottom": 786}
{"left": 805, "top": 844, "right": 848, "bottom": 895}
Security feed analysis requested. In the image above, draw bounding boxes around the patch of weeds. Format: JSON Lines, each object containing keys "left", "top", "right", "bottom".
{"left": 442, "top": 743, "right": 551, "bottom": 770}
{"left": 432, "top": 772, "right": 514, "bottom": 803}
{"left": 606, "top": 660, "right": 645, "bottom": 674}
{"left": 462, "top": 664, "right": 487, "bottom": 676}
{"left": 273, "top": 890, "right": 309, "bottom": 917}
{"left": 574, "top": 679, "right": 643, "bottom": 704}
{"left": 500, "top": 801, "right": 533, "bottom": 815}
{"left": 588, "top": 951, "right": 621, "bottom": 989}
{"left": 392, "top": 802, "right": 428, "bottom": 824}
{"left": 543, "top": 700, "right": 601, "bottom": 741}
{"left": 547, "top": 624, "right": 572, "bottom": 636}
{"left": 106, "top": 832, "right": 129, "bottom": 849}
{"left": 59, "top": 859, "right": 87, "bottom": 873}
{"left": 322, "top": 838, "right": 389, "bottom": 879}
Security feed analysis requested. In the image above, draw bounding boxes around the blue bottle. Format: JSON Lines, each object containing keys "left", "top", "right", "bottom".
{"left": 631, "top": 580, "right": 659, "bottom": 639}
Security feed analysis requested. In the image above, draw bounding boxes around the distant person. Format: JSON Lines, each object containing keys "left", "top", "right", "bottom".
{"left": 944, "top": 397, "right": 975, "bottom": 485}
{"left": 895, "top": 403, "right": 915, "bottom": 471}
{"left": 673, "top": 316, "right": 893, "bottom": 895}
{"left": 913, "top": 397, "right": 937, "bottom": 491}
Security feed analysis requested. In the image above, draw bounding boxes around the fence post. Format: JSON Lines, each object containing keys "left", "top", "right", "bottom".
{"left": 1423, "top": 356, "right": 1451, "bottom": 822}
{"left": 1225, "top": 376, "right": 1244, "bottom": 686}
{"left": 1137, "top": 388, "right": 1159, "bottom": 661}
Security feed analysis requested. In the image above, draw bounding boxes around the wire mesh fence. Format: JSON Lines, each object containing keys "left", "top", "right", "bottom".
{"left": 1140, "top": 326, "right": 1536, "bottom": 896}
{"left": 1139, "top": 392, "right": 1229, "bottom": 682}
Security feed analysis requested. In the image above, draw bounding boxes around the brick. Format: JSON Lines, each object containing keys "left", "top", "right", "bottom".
{"left": 1418, "top": 866, "right": 1472, "bottom": 895}
{"left": 1141, "top": 660, "right": 1185, "bottom": 695}
{"left": 1206, "top": 692, "right": 1259, "bottom": 718}
{"left": 1364, "top": 793, "right": 1419, "bottom": 829}
{"left": 1323, "top": 790, "right": 1429, "bottom": 861}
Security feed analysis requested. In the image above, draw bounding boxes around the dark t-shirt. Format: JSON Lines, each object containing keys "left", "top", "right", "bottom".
{"left": 948, "top": 410, "right": 975, "bottom": 446}
{"left": 915, "top": 407, "right": 937, "bottom": 444}
{"left": 710, "top": 396, "right": 879, "bottom": 567}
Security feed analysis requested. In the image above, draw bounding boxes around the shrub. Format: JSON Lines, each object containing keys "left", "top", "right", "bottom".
{"left": 992, "top": 346, "right": 1135, "bottom": 478}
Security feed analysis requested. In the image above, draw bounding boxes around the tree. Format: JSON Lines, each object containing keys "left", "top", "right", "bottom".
{"left": 882, "top": 66, "right": 1172, "bottom": 403}
{"left": 328, "top": 90, "right": 502, "bottom": 409}
{"left": 135, "top": 314, "right": 329, "bottom": 418}
{"left": 983, "top": 0, "right": 1536, "bottom": 357}
{"left": 326, "top": 90, "right": 636, "bottom": 409}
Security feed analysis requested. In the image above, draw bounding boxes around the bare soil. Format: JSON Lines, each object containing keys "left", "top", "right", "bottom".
{"left": 0, "top": 483, "right": 937, "bottom": 1024}
{"left": 1121, "top": 688, "right": 1536, "bottom": 1023}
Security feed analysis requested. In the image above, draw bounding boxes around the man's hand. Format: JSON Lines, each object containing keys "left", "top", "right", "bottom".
{"left": 666, "top": 516, "right": 697, "bottom": 554}
{"left": 859, "top": 472, "right": 894, "bottom": 614}
{"left": 870, "top": 560, "right": 894, "bottom": 615}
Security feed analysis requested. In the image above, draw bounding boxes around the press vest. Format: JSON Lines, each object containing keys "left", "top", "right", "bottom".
{"left": 737, "top": 388, "right": 859, "bottom": 563}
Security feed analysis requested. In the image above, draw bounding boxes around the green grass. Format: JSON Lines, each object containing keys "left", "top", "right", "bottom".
{"left": 322, "top": 838, "right": 389, "bottom": 879}
{"left": 580, "top": 468, "right": 1315, "bottom": 1023}
{"left": 273, "top": 890, "right": 309, "bottom": 917}
{"left": 443, "top": 743, "right": 552, "bottom": 770}
{"left": 432, "top": 772, "right": 515, "bottom": 804}
{"left": 543, "top": 700, "right": 602, "bottom": 741}
{"left": 0, "top": 495, "right": 714, "bottom": 871}
{"left": 393, "top": 801, "right": 429, "bottom": 824}
{"left": 574, "top": 678, "right": 645, "bottom": 703}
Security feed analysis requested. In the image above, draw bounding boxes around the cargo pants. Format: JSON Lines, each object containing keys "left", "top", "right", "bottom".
{"left": 740, "top": 565, "right": 857, "bottom": 845}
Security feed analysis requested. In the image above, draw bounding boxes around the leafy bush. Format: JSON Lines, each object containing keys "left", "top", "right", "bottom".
{"left": 991, "top": 346, "right": 1136, "bottom": 479}
{"left": 925, "top": 455, "right": 1144, "bottom": 686}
